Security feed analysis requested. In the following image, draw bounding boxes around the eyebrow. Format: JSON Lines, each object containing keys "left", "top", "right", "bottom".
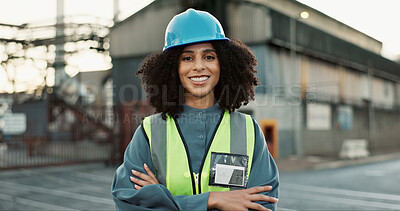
{"left": 182, "top": 49, "right": 216, "bottom": 54}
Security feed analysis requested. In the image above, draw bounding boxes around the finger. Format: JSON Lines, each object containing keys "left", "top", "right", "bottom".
{"left": 245, "top": 186, "right": 273, "bottom": 194}
{"left": 131, "top": 169, "right": 153, "bottom": 183}
{"left": 246, "top": 202, "right": 271, "bottom": 211}
{"left": 130, "top": 176, "right": 150, "bottom": 187}
{"left": 144, "top": 163, "right": 158, "bottom": 184}
{"left": 248, "top": 194, "right": 278, "bottom": 203}
{"left": 134, "top": 184, "right": 142, "bottom": 190}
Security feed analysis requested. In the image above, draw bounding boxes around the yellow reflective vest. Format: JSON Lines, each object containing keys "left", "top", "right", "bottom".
{"left": 142, "top": 110, "right": 255, "bottom": 195}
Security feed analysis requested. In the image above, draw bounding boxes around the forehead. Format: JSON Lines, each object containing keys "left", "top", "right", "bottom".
{"left": 182, "top": 42, "right": 214, "bottom": 52}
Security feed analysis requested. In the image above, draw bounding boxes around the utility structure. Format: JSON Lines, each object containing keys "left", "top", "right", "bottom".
{"left": 0, "top": 18, "right": 110, "bottom": 94}
{"left": 0, "top": 2, "right": 116, "bottom": 169}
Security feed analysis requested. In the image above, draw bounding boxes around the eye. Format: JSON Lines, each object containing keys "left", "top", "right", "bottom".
{"left": 181, "top": 56, "right": 193, "bottom": 61}
{"left": 204, "top": 55, "right": 215, "bottom": 60}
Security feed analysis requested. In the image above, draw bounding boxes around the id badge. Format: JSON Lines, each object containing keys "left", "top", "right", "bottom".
{"left": 209, "top": 152, "right": 249, "bottom": 188}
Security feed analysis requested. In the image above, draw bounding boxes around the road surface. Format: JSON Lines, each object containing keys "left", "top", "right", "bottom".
{"left": 278, "top": 158, "right": 400, "bottom": 210}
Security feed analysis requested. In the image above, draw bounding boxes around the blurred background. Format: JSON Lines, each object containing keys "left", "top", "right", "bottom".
{"left": 0, "top": 0, "right": 399, "bottom": 210}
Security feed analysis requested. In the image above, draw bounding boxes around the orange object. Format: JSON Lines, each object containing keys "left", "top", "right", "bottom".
{"left": 260, "top": 119, "right": 279, "bottom": 158}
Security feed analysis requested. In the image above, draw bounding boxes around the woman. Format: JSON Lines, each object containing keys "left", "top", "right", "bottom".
{"left": 112, "top": 8, "right": 279, "bottom": 210}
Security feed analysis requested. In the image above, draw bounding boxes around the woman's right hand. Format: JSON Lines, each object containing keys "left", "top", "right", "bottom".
{"left": 207, "top": 185, "right": 278, "bottom": 211}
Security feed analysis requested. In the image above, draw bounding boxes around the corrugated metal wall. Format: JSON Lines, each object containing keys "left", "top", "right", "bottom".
{"left": 372, "top": 77, "right": 395, "bottom": 108}
{"left": 246, "top": 44, "right": 301, "bottom": 157}
{"left": 250, "top": 45, "right": 267, "bottom": 93}
{"left": 227, "top": 2, "right": 271, "bottom": 43}
{"left": 397, "top": 84, "right": 400, "bottom": 106}
{"left": 248, "top": 38, "right": 400, "bottom": 156}
{"left": 306, "top": 57, "right": 340, "bottom": 102}
{"left": 302, "top": 105, "right": 370, "bottom": 156}
{"left": 342, "top": 69, "right": 367, "bottom": 105}
{"left": 250, "top": 44, "right": 294, "bottom": 95}
{"left": 373, "top": 108, "right": 400, "bottom": 150}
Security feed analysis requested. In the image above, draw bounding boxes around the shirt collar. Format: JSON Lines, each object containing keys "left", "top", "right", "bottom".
{"left": 181, "top": 103, "right": 222, "bottom": 115}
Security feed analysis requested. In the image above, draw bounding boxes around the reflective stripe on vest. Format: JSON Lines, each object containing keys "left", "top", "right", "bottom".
{"left": 142, "top": 110, "right": 255, "bottom": 195}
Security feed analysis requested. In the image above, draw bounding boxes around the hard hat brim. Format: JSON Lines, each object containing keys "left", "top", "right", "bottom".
{"left": 163, "top": 37, "right": 229, "bottom": 51}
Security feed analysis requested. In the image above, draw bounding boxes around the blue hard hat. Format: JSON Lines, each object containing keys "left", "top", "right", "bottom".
{"left": 163, "top": 8, "right": 229, "bottom": 51}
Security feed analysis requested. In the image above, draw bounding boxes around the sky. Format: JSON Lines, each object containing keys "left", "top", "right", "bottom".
{"left": 296, "top": 0, "right": 400, "bottom": 60}
{"left": 0, "top": 0, "right": 398, "bottom": 58}
{"left": 0, "top": 0, "right": 153, "bottom": 24}
{"left": 0, "top": 0, "right": 399, "bottom": 92}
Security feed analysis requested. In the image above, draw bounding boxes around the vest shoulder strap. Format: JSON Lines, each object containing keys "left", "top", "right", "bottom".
{"left": 142, "top": 113, "right": 168, "bottom": 185}
{"left": 230, "top": 111, "right": 255, "bottom": 182}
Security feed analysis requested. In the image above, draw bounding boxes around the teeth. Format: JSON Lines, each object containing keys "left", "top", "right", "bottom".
{"left": 190, "top": 76, "right": 209, "bottom": 82}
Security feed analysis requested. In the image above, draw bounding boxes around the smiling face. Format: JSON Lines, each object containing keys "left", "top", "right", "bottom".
{"left": 178, "top": 42, "right": 220, "bottom": 108}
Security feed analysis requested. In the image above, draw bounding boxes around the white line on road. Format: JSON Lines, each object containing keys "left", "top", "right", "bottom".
{"left": 284, "top": 191, "right": 400, "bottom": 210}
{"left": 0, "top": 180, "right": 114, "bottom": 205}
{"left": 277, "top": 207, "right": 297, "bottom": 211}
{"left": 283, "top": 183, "right": 400, "bottom": 202}
{"left": 73, "top": 171, "right": 114, "bottom": 183}
{"left": 0, "top": 193, "right": 79, "bottom": 211}
{"left": 24, "top": 169, "right": 110, "bottom": 192}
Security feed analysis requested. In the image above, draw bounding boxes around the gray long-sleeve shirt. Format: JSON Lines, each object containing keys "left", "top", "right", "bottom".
{"left": 111, "top": 104, "right": 279, "bottom": 210}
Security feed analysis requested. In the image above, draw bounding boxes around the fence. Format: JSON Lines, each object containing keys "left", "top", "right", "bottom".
{"left": 0, "top": 98, "right": 114, "bottom": 169}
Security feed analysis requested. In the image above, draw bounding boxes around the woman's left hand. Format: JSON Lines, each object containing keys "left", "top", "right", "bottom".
{"left": 130, "top": 163, "right": 159, "bottom": 190}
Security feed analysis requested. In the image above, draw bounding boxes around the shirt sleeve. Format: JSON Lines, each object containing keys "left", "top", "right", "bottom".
{"left": 247, "top": 118, "right": 280, "bottom": 211}
{"left": 111, "top": 125, "right": 209, "bottom": 211}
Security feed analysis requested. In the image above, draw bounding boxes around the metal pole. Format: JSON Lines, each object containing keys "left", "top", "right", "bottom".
{"left": 367, "top": 61, "right": 375, "bottom": 152}
{"left": 113, "top": 0, "right": 119, "bottom": 23}
{"left": 54, "top": 0, "right": 65, "bottom": 87}
{"left": 290, "top": 17, "right": 301, "bottom": 155}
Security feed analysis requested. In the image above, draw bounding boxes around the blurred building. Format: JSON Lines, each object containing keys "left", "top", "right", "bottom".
{"left": 109, "top": 0, "right": 400, "bottom": 157}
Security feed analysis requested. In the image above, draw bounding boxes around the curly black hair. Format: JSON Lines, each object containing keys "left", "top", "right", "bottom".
{"left": 136, "top": 39, "right": 259, "bottom": 119}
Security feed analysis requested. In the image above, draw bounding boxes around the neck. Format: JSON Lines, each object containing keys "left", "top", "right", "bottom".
{"left": 184, "top": 93, "right": 216, "bottom": 109}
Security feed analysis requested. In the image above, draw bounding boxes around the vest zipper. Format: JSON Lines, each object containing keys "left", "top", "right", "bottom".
{"left": 173, "top": 118, "right": 197, "bottom": 195}
{"left": 197, "top": 111, "right": 225, "bottom": 194}
{"left": 194, "top": 173, "right": 199, "bottom": 193}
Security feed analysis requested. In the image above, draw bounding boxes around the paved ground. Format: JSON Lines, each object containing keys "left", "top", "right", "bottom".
{"left": 278, "top": 158, "right": 400, "bottom": 210}
{"left": 1, "top": 151, "right": 400, "bottom": 210}
{"left": 275, "top": 150, "right": 400, "bottom": 172}
{"left": 0, "top": 163, "right": 118, "bottom": 210}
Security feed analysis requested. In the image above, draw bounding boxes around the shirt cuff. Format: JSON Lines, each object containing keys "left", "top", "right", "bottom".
{"left": 186, "top": 192, "right": 209, "bottom": 210}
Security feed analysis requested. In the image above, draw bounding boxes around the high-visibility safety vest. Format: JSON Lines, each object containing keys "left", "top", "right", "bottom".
{"left": 142, "top": 110, "right": 255, "bottom": 195}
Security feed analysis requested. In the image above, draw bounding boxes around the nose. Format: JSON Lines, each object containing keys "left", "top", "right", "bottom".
{"left": 193, "top": 57, "right": 205, "bottom": 71}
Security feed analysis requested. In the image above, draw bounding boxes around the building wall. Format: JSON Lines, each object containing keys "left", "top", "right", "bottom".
{"left": 306, "top": 57, "right": 340, "bottom": 102}
{"left": 245, "top": 44, "right": 302, "bottom": 157}
{"left": 110, "top": 0, "right": 182, "bottom": 58}
{"left": 396, "top": 83, "right": 400, "bottom": 106}
{"left": 227, "top": 2, "right": 271, "bottom": 43}
{"left": 12, "top": 100, "right": 48, "bottom": 137}
{"left": 112, "top": 57, "right": 145, "bottom": 104}
{"left": 372, "top": 77, "right": 396, "bottom": 108}
{"left": 373, "top": 108, "right": 400, "bottom": 150}
{"left": 341, "top": 69, "right": 368, "bottom": 104}
{"left": 245, "top": 95, "right": 299, "bottom": 157}
{"left": 301, "top": 103, "right": 400, "bottom": 156}
{"left": 248, "top": 0, "right": 382, "bottom": 54}
{"left": 301, "top": 104, "right": 370, "bottom": 156}
{"left": 245, "top": 40, "right": 400, "bottom": 157}
{"left": 75, "top": 70, "right": 111, "bottom": 108}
